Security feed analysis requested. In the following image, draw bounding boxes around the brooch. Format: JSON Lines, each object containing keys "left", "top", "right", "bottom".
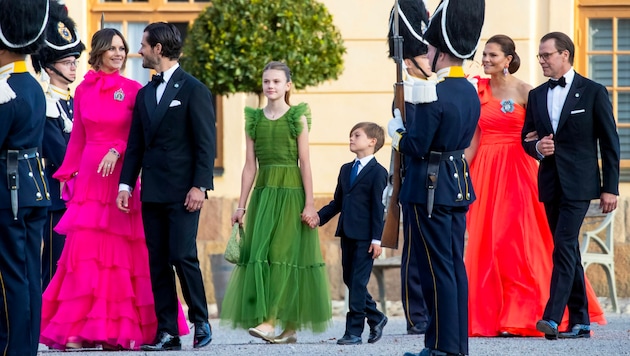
{"left": 114, "top": 88, "right": 125, "bottom": 101}
{"left": 500, "top": 99, "right": 514, "bottom": 113}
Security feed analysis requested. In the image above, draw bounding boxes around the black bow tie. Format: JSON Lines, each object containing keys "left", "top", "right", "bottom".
{"left": 151, "top": 73, "right": 164, "bottom": 87}
{"left": 548, "top": 76, "right": 566, "bottom": 89}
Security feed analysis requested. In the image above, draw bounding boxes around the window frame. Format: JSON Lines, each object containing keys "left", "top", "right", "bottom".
{"left": 576, "top": 1, "right": 630, "bottom": 177}
{"left": 89, "top": 0, "right": 223, "bottom": 171}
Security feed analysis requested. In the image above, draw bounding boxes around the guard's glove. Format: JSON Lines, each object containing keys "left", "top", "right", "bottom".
{"left": 388, "top": 108, "right": 405, "bottom": 150}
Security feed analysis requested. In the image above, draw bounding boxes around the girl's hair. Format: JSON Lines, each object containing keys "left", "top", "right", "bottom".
{"left": 88, "top": 28, "right": 129, "bottom": 71}
{"left": 263, "top": 61, "right": 292, "bottom": 105}
{"left": 486, "top": 34, "right": 520, "bottom": 74}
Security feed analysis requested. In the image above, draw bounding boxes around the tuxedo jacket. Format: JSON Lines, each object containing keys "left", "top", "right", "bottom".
{"left": 318, "top": 158, "right": 387, "bottom": 241}
{"left": 397, "top": 77, "right": 479, "bottom": 207}
{"left": 522, "top": 72, "right": 620, "bottom": 202}
{"left": 120, "top": 67, "right": 216, "bottom": 203}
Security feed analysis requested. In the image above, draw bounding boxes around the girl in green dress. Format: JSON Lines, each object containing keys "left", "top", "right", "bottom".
{"left": 220, "top": 61, "right": 332, "bottom": 344}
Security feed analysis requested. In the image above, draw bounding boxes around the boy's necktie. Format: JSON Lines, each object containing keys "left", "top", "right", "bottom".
{"left": 350, "top": 160, "right": 360, "bottom": 185}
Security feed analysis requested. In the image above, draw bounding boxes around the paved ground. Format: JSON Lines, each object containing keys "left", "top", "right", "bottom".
{"left": 38, "top": 304, "right": 630, "bottom": 355}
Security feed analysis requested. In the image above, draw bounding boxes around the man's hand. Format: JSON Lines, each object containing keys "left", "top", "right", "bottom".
{"left": 600, "top": 192, "right": 618, "bottom": 214}
{"left": 368, "top": 243, "right": 382, "bottom": 259}
{"left": 116, "top": 191, "right": 131, "bottom": 213}
{"left": 184, "top": 187, "right": 205, "bottom": 212}
{"left": 536, "top": 134, "right": 555, "bottom": 156}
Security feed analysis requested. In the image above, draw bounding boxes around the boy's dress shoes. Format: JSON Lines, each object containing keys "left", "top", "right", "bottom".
{"left": 194, "top": 321, "right": 213, "bottom": 348}
{"left": 368, "top": 316, "right": 388, "bottom": 343}
{"left": 140, "top": 331, "right": 181, "bottom": 351}
{"left": 536, "top": 319, "right": 559, "bottom": 340}
{"left": 336, "top": 334, "right": 362, "bottom": 345}
{"left": 558, "top": 324, "right": 591, "bottom": 339}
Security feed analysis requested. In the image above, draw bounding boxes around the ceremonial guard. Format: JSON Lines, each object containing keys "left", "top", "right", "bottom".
{"left": 387, "top": 0, "right": 485, "bottom": 355}
{"left": 32, "top": 2, "right": 85, "bottom": 291}
{"left": 387, "top": 0, "right": 433, "bottom": 335}
{"left": 0, "top": 0, "right": 51, "bottom": 355}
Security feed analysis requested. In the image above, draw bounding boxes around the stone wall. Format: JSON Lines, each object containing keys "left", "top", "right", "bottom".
{"left": 196, "top": 196, "right": 630, "bottom": 306}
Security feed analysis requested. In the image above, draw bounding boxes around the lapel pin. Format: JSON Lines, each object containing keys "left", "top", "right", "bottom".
{"left": 174, "top": 83, "right": 179, "bottom": 88}
{"left": 575, "top": 93, "right": 580, "bottom": 98}
{"left": 114, "top": 88, "right": 125, "bottom": 101}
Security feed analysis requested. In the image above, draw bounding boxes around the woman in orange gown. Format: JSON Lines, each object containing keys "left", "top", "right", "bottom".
{"left": 465, "top": 35, "right": 606, "bottom": 337}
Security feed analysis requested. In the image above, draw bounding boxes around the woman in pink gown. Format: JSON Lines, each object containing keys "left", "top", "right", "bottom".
{"left": 40, "top": 28, "right": 187, "bottom": 350}
{"left": 465, "top": 35, "right": 606, "bottom": 337}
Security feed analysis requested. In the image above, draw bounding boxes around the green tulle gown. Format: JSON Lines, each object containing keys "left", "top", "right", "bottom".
{"left": 220, "top": 103, "right": 332, "bottom": 333}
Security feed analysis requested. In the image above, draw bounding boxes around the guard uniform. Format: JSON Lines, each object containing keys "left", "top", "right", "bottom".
{"left": 31, "top": 3, "right": 85, "bottom": 291}
{"left": 0, "top": 1, "right": 51, "bottom": 355}
{"left": 390, "top": 1, "right": 485, "bottom": 355}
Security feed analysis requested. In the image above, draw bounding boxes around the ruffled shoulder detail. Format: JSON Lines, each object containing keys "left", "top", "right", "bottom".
{"left": 244, "top": 106, "right": 263, "bottom": 139}
{"left": 475, "top": 76, "right": 492, "bottom": 105}
{"left": 287, "top": 102, "right": 311, "bottom": 138}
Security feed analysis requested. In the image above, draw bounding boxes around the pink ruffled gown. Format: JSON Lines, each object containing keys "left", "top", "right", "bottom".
{"left": 40, "top": 70, "right": 188, "bottom": 350}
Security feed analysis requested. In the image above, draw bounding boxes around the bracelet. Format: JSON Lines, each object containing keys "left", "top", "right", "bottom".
{"left": 109, "top": 148, "right": 120, "bottom": 158}
{"left": 236, "top": 208, "right": 246, "bottom": 213}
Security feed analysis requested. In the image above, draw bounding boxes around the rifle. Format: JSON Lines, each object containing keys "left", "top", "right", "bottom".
{"left": 381, "top": 0, "right": 405, "bottom": 249}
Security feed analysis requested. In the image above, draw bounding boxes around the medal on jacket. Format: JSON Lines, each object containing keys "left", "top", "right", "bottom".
{"left": 114, "top": 88, "right": 125, "bottom": 101}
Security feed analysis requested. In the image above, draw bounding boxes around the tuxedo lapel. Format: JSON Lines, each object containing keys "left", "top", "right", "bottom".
{"left": 537, "top": 86, "right": 554, "bottom": 134}
{"left": 148, "top": 68, "right": 186, "bottom": 143}
{"left": 556, "top": 74, "right": 585, "bottom": 133}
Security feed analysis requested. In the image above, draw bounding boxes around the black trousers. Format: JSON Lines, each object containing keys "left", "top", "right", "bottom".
{"left": 142, "top": 202, "right": 209, "bottom": 335}
{"left": 340, "top": 237, "right": 384, "bottom": 336}
{"left": 402, "top": 203, "right": 468, "bottom": 356}
{"left": 42, "top": 209, "right": 65, "bottom": 291}
{"left": 0, "top": 207, "right": 46, "bottom": 356}
{"left": 543, "top": 197, "right": 590, "bottom": 326}
{"left": 401, "top": 217, "right": 428, "bottom": 330}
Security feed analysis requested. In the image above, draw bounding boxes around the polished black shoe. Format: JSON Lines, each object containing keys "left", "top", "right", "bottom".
{"left": 194, "top": 321, "right": 213, "bottom": 348}
{"left": 336, "top": 333, "right": 362, "bottom": 345}
{"left": 368, "top": 316, "right": 388, "bottom": 343}
{"left": 536, "top": 319, "right": 559, "bottom": 340}
{"left": 404, "top": 348, "right": 456, "bottom": 356}
{"left": 558, "top": 324, "right": 591, "bottom": 339}
{"left": 140, "top": 331, "right": 181, "bottom": 351}
{"left": 407, "top": 322, "right": 427, "bottom": 335}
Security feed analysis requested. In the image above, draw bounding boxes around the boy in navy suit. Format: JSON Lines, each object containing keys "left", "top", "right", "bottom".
{"left": 318, "top": 122, "right": 388, "bottom": 345}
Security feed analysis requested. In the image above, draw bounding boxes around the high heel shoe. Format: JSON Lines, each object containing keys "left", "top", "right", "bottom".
{"left": 273, "top": 332, "right": 297, "bottom": 344}
{"left": 248, "top": 327, "right": 275, "bottom": 342}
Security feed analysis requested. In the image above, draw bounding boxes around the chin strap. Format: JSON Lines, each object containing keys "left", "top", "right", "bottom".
{"left": 45, "top": 64, "right": 74, "bottom": 85}
{"left": 431, "top": 48, "right": 440, "bottom": 73}
{"left": 409, "top": 57, "right": 431, "bottom": 78}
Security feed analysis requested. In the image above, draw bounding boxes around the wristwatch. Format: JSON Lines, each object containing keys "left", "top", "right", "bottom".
{"left": 198, "top": 187, "right": 207, "bottom": 193}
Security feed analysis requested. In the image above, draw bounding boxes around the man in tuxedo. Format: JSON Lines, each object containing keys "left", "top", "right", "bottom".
{"left": 389, "top": 1, "right": 484, "bottom": 355}
{"left": 522, "top": 31, "right": 620, "bottom": 340}
{"left": 117, "top": 22, "right": 216, "bottom": 350}
{"left": 318, "top": 122, "right": 388, "bottom": 345}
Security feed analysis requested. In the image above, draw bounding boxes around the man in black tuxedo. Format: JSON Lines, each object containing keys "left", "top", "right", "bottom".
{"left": 522, "top": 31, "right": 620, "bottom": 340}
{"left": 318, "top": 122, "right": 388, "bottom": 345}
{"left": 117, "top": 22, "right": 216, "bottom": 350}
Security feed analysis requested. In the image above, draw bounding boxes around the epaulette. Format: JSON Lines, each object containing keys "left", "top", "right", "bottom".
{"left": 45, "top": 96, "right": 61, "bottom": 118}
{"left": 0, "top": 76, "right": 16, "bottom": 104}
{"left": 404, "top": 76, "right": 437, "bottom": 104}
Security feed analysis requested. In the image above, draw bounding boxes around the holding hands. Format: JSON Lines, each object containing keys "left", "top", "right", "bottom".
{"left": 301, "top": 205, "right": 319, "bottom": 229}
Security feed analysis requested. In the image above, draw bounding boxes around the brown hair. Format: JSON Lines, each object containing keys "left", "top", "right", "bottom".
{"left": 486, "top": 34, "right": 520, "bottom": 74}
{"left": 263, "top": 61, "right": 292, "bottom": 105}
{"left": 88, "top": 28, "right": 129, "bottom": 71}
{"left": 541, "top": 31, "right": 575, "bottom": 65}
{"left": 350, "top": 122, "right": 385, "bottom": 153}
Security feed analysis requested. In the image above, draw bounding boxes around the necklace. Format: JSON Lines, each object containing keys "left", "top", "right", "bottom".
{"left": 264, "top": 107, "right": 288, "bottom": 119}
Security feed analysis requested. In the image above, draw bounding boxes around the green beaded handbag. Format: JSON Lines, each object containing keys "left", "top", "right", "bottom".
{"left": 224, "top": 223, "right": 243, "bottom": 264}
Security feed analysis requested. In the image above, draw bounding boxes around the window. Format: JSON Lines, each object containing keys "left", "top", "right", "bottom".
{"left": 577, "top": 1, "right": 630, "bottom": 180}
{"left": 90, "top": 0, "right": 223, "bottom": 171}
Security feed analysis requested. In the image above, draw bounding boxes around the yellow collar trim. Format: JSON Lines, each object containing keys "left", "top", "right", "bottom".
{"left": 436, "top": 66, "right": 465, "bottom": 81}
{"left": 0, "top": 61, "right": 28, "bottom": 77}
{"left": 48, "top": 84, "right": 71, "bottom": 100}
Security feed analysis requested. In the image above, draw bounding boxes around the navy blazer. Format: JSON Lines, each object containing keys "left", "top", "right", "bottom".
{"left": 397, "top": 77, "right": 479, "bottom": 208}
{"left": 42, "top": 98, "right": 71, "bottom": 211}
{"left": 522, "top": 72, "right": 619, "bottom": 202}
{"left": 120, "top": 67, "right": 216, "bottom": 203}
{"left": 318, "top": 157, "right": 387, "bottom": 241}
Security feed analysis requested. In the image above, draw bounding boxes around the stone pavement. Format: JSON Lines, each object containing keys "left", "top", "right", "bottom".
{"left": 38, "top": 298, "right": 630, "bottom": 356}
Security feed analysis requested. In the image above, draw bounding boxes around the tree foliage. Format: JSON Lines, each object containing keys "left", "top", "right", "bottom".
{"left": 181, "top": 0, "right": 346, "bottom": 96}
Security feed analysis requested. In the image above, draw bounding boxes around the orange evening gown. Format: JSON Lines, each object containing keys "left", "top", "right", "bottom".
{"left": 465, "top": 78, "right": 606, "bottom": 337}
